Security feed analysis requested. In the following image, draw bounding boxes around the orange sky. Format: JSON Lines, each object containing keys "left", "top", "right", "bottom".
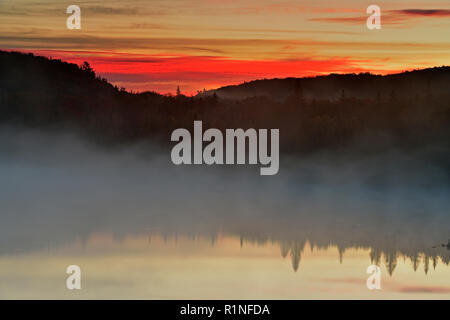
{"left": 1, "top": 0, "right": 450, "bottom": 94}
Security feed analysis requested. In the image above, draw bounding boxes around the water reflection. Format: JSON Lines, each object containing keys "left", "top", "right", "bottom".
{"left": 0, "top": 128, "right": 449, "bottom": 298}
{"left": 5, "top": 230, "right": 450, "bottom": 299}
{"left": 240, "top": 236, "right": 450, "bottom": 275}
{"left": 2, "top": 207, "right": 450, "bottom": 277}
{"left": 140, "top": 226, "right": 450, "bottom": 276}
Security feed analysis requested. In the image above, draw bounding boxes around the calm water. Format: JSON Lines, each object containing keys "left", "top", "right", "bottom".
{"left": 2, "top": 232, "right": 450, "bottom": 299}
{"left": 0, "top": 129, "right": 449, "bottom": 299}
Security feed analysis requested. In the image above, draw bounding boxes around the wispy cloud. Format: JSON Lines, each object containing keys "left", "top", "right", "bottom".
{"left": 84, "top": 6, "right": 143, "bottom": 15}
{"left": 309, "top": 16, "right": 365, "bottom": 25}
{"left": 3, "top": 35, "right": 449, "bottom": 53}
{"left": 393, "top": 9, "right": 450, "bottom": 17}
{"left": 311, "top": 8, "right": 450, "bottom": 26}
{"left": 310, "top": 15, "right": 407, "bottom": 25}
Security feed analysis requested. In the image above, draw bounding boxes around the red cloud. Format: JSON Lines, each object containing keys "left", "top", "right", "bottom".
{"left": 22, "top": 50, "right": 384, "bottom": 95}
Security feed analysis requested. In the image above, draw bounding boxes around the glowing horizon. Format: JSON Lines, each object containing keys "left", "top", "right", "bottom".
{"left": 1, "top": 0, "right": 450, "bottom": 94}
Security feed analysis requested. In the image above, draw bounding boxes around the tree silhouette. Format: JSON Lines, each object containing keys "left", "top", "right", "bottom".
{"left": 80, "top": 61, "right": 95, "bottom": 78}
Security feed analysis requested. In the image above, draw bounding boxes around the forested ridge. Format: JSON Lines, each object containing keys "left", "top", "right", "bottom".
{"left": 1, "top": 50, "right": 449, "bottom": 160}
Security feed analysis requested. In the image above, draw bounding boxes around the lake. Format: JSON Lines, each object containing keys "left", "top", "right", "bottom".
{"left": 0, "top": 128, "right": 449, "bottom": 299}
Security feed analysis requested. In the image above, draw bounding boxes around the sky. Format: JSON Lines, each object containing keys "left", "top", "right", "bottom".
{"left": 1, "top": 0, "right": 450, "bottom": 94}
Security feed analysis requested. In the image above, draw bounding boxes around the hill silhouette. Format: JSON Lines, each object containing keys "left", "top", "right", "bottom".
{"left": 0, "top": 50, "right": 449, "bottom": 161}
{"left": 198, "top": 67, "right": 450, "bottom": 102}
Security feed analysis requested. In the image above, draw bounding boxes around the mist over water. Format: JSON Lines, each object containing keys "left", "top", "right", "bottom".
{"left": 0, "top": 126, "right": 449, "bottom": 265}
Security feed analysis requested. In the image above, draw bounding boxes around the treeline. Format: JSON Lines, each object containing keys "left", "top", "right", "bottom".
{"left": 0, "top": 50, "right": 449, "bottom": 156}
